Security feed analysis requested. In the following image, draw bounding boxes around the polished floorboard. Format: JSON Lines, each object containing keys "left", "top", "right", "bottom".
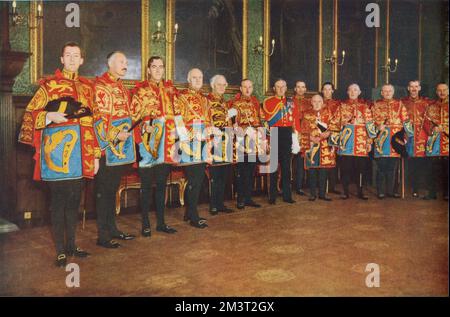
{"left": 0, "top": 192, "right": 448, "bottom": 296}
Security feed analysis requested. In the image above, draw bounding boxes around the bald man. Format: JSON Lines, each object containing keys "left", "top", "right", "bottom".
{"left": 173, "top": 68, "right": 210, "bottom": 229}
{"left": 372, "top": 84, "right": 412, "bottom": 199}
{"left": 93, "top": 51, "right": 136, "bottom": 248}
{"left": 329, "top": 84, "right": 376, "bottom": 200}
{"left": 423, "top": 83, "right": 449, "bottom": 200}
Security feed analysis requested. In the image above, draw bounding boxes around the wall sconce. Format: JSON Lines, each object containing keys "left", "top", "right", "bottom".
{"left": 325, "top": 50, "right": 345, "bottom": 66}
{"left": 10, "top": 1, "right": 43, "bottom": 28}
{"left": 381, "top": 57, "right": 398, "bottom": 73}
{"left": 253, "top": 36, "right": 275, "bottom": 57}
{"left": 152, "top": 20, "right": 178, "bottom": 44}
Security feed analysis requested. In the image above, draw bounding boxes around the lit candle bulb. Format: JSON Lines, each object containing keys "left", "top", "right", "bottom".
{"left": 388, "top": 57, "right": 391, "bottom": 64}
{"left": 271, "top": 39, "right": 275, "bottom": 46}
{"left": 157, "top": 20, "right": 161, "bottom": 29}
{"left": 174, "top": 23, "right": 179, "bottom": 32}
{"left": 12, "top": 0, "right": 17, "bottom": 12}
{"left": 333, "top": 50, "right": 336, "bottom": 57}
{"left": 259, "top": 36, "right": 263, "bottom": 45}
{"left": 38, "top": 4, "right": 42, "bottom": 14}
{"left": 342, "top": 50, "right": 345, "bottom": 57}
{"left": 395, "top": 58, "right": 398, "bottom": 65}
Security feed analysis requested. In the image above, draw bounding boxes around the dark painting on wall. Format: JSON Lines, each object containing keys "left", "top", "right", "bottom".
{"left": 42, "top": 0, "right": 142, "bottom": 80}
{"left": 269, "top": 0, "right": 319, "bottom": 91}
{"left": 389, "top": 0, "right": 420, "bottom": 87}
{"left": 337, "top": 0, "right": 376, "bottom": 100}
{"left": 174, "top": 0, "right": 243, "bottom": 85}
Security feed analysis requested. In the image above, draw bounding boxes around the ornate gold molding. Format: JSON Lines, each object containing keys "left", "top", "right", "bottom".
{"left": 333, "top": 0, "right": 338, "bottom": 89}
{"left": 318, "top": 0, "right": 323, "bottom": 90}
{"left": 30, "top": 1, "right": 43, "bottom": 84}
{"left": 263, "top": 0, "right": 270, "bottom": 94}
{"left": 242, "top": 0, "right": 248, "bottom": 79}
{"left": 166, "top": 0, "right": 175, "bottom": 81}
{"left": 385, "top": 0, "right": 391, "bottom": 84}
{"left": 142, "top": 0, "right": 150, "bottom": 80}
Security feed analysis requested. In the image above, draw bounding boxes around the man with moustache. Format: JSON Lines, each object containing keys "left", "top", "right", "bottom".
{"left": 329, "top": 84, "right": 376, "bottom": 200}
{"left": 173, "top": 68, "right": 210, "bottom": 228}
{"left": 18, "top": 42, "right": 97, "bottom": 267}
{"left": 292, "top": 81, "right": 310, "bottom": 196}
{"left": 228, "top": 79, "right": 264, "bottom": 210}
{"left": 263, "top": 79, "right": 296, "bottom": 205}
{"left": 401, "top": 80, "right": 431, "bottom": 198}
{"left": 423, "top": 83, "right": 449, "bottom": 201}
{"left": 93, "top": 51, "right": 136, "bottom": 248}
{"left": 130, "top": 56, "right": 178, "bottom": 237}
{"left": 372, "top": 84, "right": 413, "bottom": 199}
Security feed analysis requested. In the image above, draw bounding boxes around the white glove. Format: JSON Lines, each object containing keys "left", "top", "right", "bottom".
{"left": 226, "top": 108, "right": 238, "bottom": 120}
{"left": 174, "top": 115, "right": 189, "bottom": 142}
{"left": 291, "top": 132, "right": 300, "bottom": 154}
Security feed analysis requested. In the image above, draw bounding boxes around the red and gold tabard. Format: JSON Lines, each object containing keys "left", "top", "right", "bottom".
{"left": 292, "top": 95, "right": 311, "bottom": 154}
{"left": 93, "top": 72, "right": 136, "bottom": 166}
{"left": 262, "top": 96, "right": 296, "bottom": 128}
{"left": 323, "top": 98, "right": 340, "bottom": 116}
{"left": 228, "top": 93, "right": 263, "bottom": 128}
{"left": 372, "top": 99, "right": 412, "bottom": 158}
{"left": 423, "top": 98, "right": 449, "bottom": 157}
{"left": 302, "top": 107, "right": 336, "bottom": 169}
{"left": 18, "top": 69, "right": 99, "bottom": 181}
{"left": 328, "top": 99, "right": 376, "bottom": 157}
{"left": 173, "top": 88, "right": 211, "bottom": 164}
{"left": 401, "top": 96, "right": 430, "bottom": 157}
{"left": 130, "top": 79, "right": 180, "bottom": 167}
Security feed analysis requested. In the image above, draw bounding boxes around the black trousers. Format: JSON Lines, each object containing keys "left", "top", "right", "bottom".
{"left": 236, "top": 161, "right": 257, "bottom": 204}
{"left": 340, "top": 156, "right": 368, "bottom": 195}
{"left": 209, "top": 164, "right": 231, "bottom": 210}
{"left": 139, "top": 164, "right": 171, "bottom": 229}
{"left": 269, "top": 127, "right": 293, "bottom": 201}
{"left": 295, "top": 154, "right": 305, "bottom": 191}
{"left": 327, "top": 157, "right": 339, "bottom": 191}
{"left": 426, "top": 156, "right": 449, "bottom": 198}
{"left": 375, "top": 157, "right": 398, "bottom": 196}
{"left": 184, "top": 163, "right": 206, "bottom": 222}
{"left": 95, "top": 157, "right": 130, "bottom": 243}
{"left": 308, "top": 168, "right": 327, "bottom": 198}
{"left": 48, "top": 179, "right": 83, "bottom": 255}
{"left": 407, "top": 157, "right": 426, "bottom": 193}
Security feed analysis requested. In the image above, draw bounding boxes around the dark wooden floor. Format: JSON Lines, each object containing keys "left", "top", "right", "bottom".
{"left": 0, "top": 192, "right": 448, "bottom": 296}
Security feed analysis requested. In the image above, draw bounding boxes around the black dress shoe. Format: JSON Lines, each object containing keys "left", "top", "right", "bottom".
{"left": 269, "top": 198, "right": 276, "bottom": 205}
{"left": 377, "top": 194, "right": 385, "bottom": 200}
{"left": 190, "top": 219, "right": 208, "bottom": 229}
{"left": 340, "top": 194, "right": 349, "bottom": 200}
{"left": 157, "top": 224, "right": 177, "bottom": 234}
{"left": 319, "top": 196, "right": 332, "bottom": 201}
{"left": 245, "top": 201, "right": 261, "bottom": 208}
{"left": 357, "top": 193, "right": 369, "bottom": 200}
{"left": 114, "top": 232, "right": 136, "bottom": 240}
{"left": 283, "top": 199, "right": 296, "bottom": 203}
{"left": 55, "top": 254, "right": 67, "bottom": 267}
{"left": 219, "top": 207, "right": 234, "bottom": 213}
{"left": 391, "top": 193, "right": 401, "bottom": 199}
{"left": 96, "top": 239, "right": 121, "bottom": 248}
{"left": 296, "top": 189, "right": 305, "bottom": 196}
{"left": 209, "top": 208, "right": 218, "bottom": 215}
{"left": 67, "top": 247, "right": 90, "bottom": 258}
{"left": 308, "top": 196, "right": 317, "bottom": 201}
{"left": 141, "top": 228, "right": 152, "bottom": 237}
{"left": 237, "top": 202, "right": 245, "bottom": 209}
